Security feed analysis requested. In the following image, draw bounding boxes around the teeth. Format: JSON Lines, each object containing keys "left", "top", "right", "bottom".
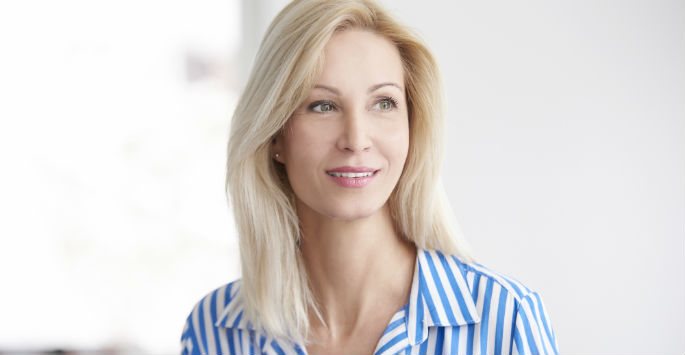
{"left": 327, "top": 171, "right": 374, "bottom": 178}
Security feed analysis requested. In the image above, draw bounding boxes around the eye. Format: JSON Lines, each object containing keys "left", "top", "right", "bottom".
{"left": 373, "top": 96, "right": 399, "bottom": 111}
{"left": 309, "top": 100, "right": 337, "bottom": 113}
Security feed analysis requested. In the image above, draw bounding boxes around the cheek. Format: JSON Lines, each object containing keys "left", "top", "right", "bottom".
{"left": 283, "top": 121, "right": 334, "bottom": 166}
{"left": 380, "top": 120, "right": 410, "bottom": 163}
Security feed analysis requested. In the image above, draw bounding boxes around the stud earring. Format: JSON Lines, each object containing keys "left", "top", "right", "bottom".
{"left": 274, "top": 153, "right": 280, "bottom": 160}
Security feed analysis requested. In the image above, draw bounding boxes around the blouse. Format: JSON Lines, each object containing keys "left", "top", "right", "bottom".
{"left": 180, "top": 247, "right": 559, "bottom": 354}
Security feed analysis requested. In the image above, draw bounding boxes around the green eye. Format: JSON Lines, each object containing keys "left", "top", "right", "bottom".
{"left": 374, "top": 97, "right": 399, "bottom": 111}
{"left": 309, "top": 101, "right": 336, "bottom": 113}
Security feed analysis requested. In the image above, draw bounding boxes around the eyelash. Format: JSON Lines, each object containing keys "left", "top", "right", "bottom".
{"left": 308, "top": 96, "right": 399, "bottom": 113}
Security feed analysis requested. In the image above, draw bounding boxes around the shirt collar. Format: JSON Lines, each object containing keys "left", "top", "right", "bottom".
{"left": 405, "top": 248, "right": 481, "bottom": 345}
{"left": 215, "top": 247, "right": 481, "bottom": 349}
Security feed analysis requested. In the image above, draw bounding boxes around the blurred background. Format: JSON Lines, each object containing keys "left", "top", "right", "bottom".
{"left": 0, "top": 0, "right": 682, "bottom": 354}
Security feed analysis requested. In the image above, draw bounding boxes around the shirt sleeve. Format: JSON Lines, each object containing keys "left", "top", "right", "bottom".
{"left": 511, "top": 291, "right": 559, "bottom": 355}
{"left": 180, "top": 312, "right": 203, "bottom": 355}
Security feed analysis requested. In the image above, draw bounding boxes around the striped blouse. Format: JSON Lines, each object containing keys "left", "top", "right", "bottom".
{"left": 180, "top": 248, "right": 559, "bottom": 354}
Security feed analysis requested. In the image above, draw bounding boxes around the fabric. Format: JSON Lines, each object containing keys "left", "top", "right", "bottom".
{"left": 180, "top": 247, "right": 559, "bottom": 354}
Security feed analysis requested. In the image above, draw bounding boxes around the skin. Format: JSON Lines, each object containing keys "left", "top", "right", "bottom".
{"left": 272, "top": 28, "right": 418, "bottom": 354}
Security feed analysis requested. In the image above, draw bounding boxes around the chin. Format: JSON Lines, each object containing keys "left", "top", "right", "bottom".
{"left": 322, "top": 203, "right": 383, "bottom": 221}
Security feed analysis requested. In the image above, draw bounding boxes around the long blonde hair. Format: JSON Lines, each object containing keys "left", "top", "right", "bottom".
{"left": 224, "top": 0, "right": 475, "bottom": 345}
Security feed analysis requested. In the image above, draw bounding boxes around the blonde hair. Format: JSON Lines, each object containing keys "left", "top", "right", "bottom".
{"left": 224, "top": 0, "right": 475, "bottom": 345}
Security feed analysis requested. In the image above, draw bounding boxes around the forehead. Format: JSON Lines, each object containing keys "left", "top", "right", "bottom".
{"left": 316, "top": 28, "right": 404, "bottom": 89}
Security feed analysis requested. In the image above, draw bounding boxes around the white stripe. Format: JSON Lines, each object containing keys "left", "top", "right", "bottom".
{"left": 425, "top": 327, "right": 437, "bottom": 354}
{"left": 471, "top": 276, "right": 487, "bottom": 354}
{"left": 466, "top": 270, "right": 476, "bottom": 294}
{"left": 378, "top": 324, "right": 409, "bottom": 355}
{"left": 233, "top": 329, "right": 241, "bottom": 355}
{"left": 427, "top": 250, "right": 466, "bottom": 323}
{"left": 375, "top": 314, "right": 406, "bottom": 354}
{"left": 530, "top": 293, "right": 555, "bottom": 354}
{"left": 241, "top": 329, "right": 251, "bottom": 354}
{"left": 443, "top": 326, "right": 452, "bottom": 354}
{"left": 191, "top": 302, "right": 207, "bottom": 355}
{"left": 445, "top": 255, "right": 480, "bottom": 321}
{"left": 469, "top": 263, "right": 531, "bottom": 299}
{"left": 407, "top": 255, "right": 421, "bottom": 342}
{"left": 226, "top": 304, "right": 243, "bottom": 328}
{"left": 457, "top": 323, "right": 467, "bottom": 354}
{"left": 514, "top": 309, "right": 530, "bottom": 353}
{"left": 216, "top": 286, "right": 230, "bottom": 355}
{"left": 203, "top": 295, "right": 217, "bottom": 354}
{"left": 533, "top": 293, "right": 554, "bottom": 354}
{"left": 420, "top": 252, "right": 450, "bottom": 324}
{"left": 485, "top": 283, "right": 501, "bottom": 353}
{"left": 520, "top": 295, "right": 545, "bottom": 353}
{"left": 216, "top": 281, "right": 242, "bottom": 328}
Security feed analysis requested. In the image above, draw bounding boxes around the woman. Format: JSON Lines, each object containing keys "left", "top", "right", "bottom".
{"left": 180, "top": 0, "right": 559, "bottom": 354}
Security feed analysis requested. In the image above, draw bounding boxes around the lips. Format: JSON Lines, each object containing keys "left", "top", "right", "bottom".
{"left": 326, "top": 166, "right": 379, "bottom": 173}
{"left": 326, "top": 168, "right": 379, "bottom": 188}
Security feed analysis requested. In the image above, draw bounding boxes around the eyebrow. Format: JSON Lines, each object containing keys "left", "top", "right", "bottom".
{"left": 313, "top": 82, "right": 403, "bottom": 95}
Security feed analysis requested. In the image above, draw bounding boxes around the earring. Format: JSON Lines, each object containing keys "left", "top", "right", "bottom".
{"left": 274, "top": 153, "right": 280, "bottom": 160}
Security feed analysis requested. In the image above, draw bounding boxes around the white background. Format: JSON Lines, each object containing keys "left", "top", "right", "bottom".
{"left": 0, "top": 0, "right": 682, "bottom": 354}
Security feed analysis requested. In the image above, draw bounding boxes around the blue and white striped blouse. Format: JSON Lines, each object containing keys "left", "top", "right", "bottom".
{"left": 180, "top": 248, "right": 559, "bottom": 354}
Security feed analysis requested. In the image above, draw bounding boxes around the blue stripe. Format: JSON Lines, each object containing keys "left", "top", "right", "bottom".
{"left": 513, "top": 323, "right": 525, "bottom": 354}
{"left": 517, "top": 301, "right": 541, "bottom": 354}
{"left": 210, "top": 290, "right": 222, "bottom": 353}
{"left": 249, "top": 331, "right": 256, "bottom": 355}
{"left": 418, "top": 334, "right": 429, "bottom": 353}
{"left": 470, "top": 272, "right": 481, "bottom": 301}
{"left": 435, "top": 326, "right": 445, "bottom": 349}
{"left": 439, "top": 253, "right": 475, "bottom": 321}
{"left": 196, "top": 299, "right": 207, "bottom": 352}
{"left": 384, "top": 316, "right": 404, "bottom": 334}
{"left": 419, "top": 270, "right": 441, "bottom": 326}
{"left": 259, "top": 335, "right": 266, "bottom": 352}
{"left": 415, "top": 270, "right": 425, "bottom": 343}
{"left": 466, "top": 273, "right": 480, "bottom": 354}
{"left": 227, "top": 329, "right": 236, "bottom": 355}
{"left": 533, "top": 292, "right": 555, "bottom": 351}
{"left": 232, "top": 309, "right": 243, "bottom": 327}
{"left": 374, "top": 332, "right": 405, "bottom": 355}
{"left": 479, "top": 278, "right": 494, "bottom": 353}
{"left": 424, "top": 252, "right": 459, "bottom": 324}
{"left": 270, "top": 340, "right": 286, "bottom": 355}
{"left": 449, "top": 326, "right": 460, "bottom": 354}
{"left": 526, "top": 293, "right": 549, "bottom": 352}
{"left": 225, "top": 284, "right": 236, "bottom": 354}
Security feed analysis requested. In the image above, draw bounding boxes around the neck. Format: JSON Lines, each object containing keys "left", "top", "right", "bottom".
{"left": 298, "top": 200, "right": 417, "bottom": 342}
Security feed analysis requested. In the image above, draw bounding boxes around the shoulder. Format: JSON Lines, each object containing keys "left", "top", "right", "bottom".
{"left": 426, "top": 248, "right": 560, "bottom": 354}
{"left": 185, "top": 279, "right": 242, "bottom": 327}
{"left": 180, "top": 279, "right": 245, "bottom": 355}
{"left": 422, "top": 248, "right": 537, "bottom": 302}
{"left": 460, "top": 257, "right": 537, "bottom": 302}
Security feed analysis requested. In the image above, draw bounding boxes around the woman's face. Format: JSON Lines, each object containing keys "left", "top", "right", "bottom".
{"left": 273, "top": 28, "right": 409, "bottom": 221}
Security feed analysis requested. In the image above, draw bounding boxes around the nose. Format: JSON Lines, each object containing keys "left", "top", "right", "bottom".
{"left": 336, "top": 108, "right": 372, "bottom": 153}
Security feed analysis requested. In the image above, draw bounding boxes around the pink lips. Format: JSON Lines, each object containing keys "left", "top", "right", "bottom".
{"left": 326, "top": 166, "right": 380, "bottom": 188}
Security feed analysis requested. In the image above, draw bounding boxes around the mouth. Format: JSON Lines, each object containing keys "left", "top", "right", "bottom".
{"left": 325, "top": 169, "right": 380, "bottom": 188}
{"left": 325, "top": 169, "right": 380, "bottom": 178}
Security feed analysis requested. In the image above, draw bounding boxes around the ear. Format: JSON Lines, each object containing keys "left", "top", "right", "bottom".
{"left": 271, "top": 133, "right": 284, "bottom": 163}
